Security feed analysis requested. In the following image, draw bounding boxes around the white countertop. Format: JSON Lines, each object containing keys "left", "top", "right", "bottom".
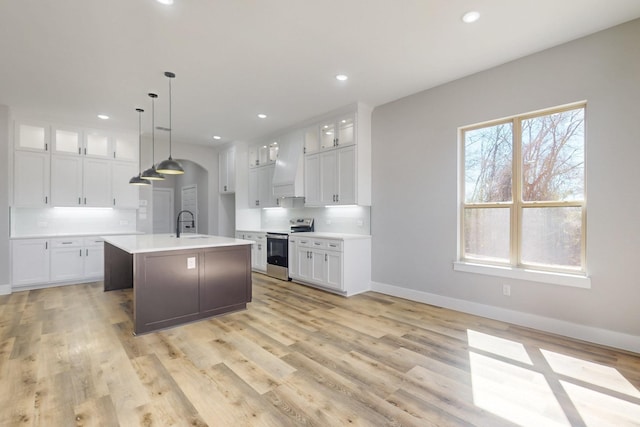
{"left": 10, "top": 231, "right": 144, "bottom": 240}
{"left": 102, "top": 234, "right": 254, "bottom": 254}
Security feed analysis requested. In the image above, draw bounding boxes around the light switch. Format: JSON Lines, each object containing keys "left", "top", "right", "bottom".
{"left": 187, "top": 257, "right": 196, "bottom": 269}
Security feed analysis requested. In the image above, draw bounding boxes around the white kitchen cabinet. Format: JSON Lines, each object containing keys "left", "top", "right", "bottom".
{"left": 83, "top": 237, "right": 104, "bottom": 278}
{"left": 303, "top": 103, "right": 371, "bottom": 206}
{"left": 84, "top": 129, "right": 112, "bottom": 159}
{"left": 52, "top": 126, "right": 83, "bottom": 155}
{"left": 237, "top": 231, "right": 267, "bottom": 272}
{"left": 273, "top": 130, "right": 304, "bottom": 198}
{"left": 83, "top": 158, "right": 112, "bottom": 207}
{"left": 111, "top": 162, "right": 139, "bottom": 208}
{"left": 112, "top": 133, "right": 138, "bottom": 162}
{"left": 305, "top": 145, "right": 356, "bottom": 206}
{"left": 248, "top": 164, "right": 277, "bottom": 208}
{"left": 14, "top": 120, "right": 50, "bottom": 152}
{"left": 219, "top": 146, "right": 236, "bottom": 194}
{"left": 50, "top": 238, "right": 84, "bottom": 282}
{"left": 13, "top": 150, "right": 50, "bottom": 207}
{"left": 288, "top": 237, "right": 299, "bottom": 278}
{"left": 51, "top": 154, "right": 83, "bottom": 206}
{"left": 11, "top": 239, "right": 50, "bottom": 288}
{"left": 289, "top": 235, "right": 370, "bottom": 296}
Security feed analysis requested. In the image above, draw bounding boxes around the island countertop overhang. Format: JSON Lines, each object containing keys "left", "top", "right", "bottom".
{"left": 102, "top": 233, "right": 254, "bottom": 254}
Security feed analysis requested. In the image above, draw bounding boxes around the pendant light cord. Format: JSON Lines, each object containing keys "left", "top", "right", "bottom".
{"left": 151, "top": 96, "right": 155, "bottom": 164}
{"left": 168, "top": 75, "right": 172, "bottom": 158}
{"left": 137, "top": 108, "right": 144, "bottom": 173}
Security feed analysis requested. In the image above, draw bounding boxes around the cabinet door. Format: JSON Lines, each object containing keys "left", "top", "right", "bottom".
{"left": 113, "top": 134, "right": 138, "bottom": 162}
{"left": 297, "top": 247, "right": 312, "bottom": 281}
{"left": 14, "top": 120, "right": 49, "bottom": 151}
{"left": 52, "top": 126, "right": 83, "bottom": 155}
{"left": 111, "top": 162, "right": 139, "bottom": 208}
{"left": 84, "top": 245, "right": 104, "bottom": 278}
{"left": 325, "top": 251, "right": 343, "bottom": 290}
{"left": 13, "top": 151, "right": 50, "bottom": 207}
{"left": 336, "top": 115, "right": 355, "bottom": 147}
{"left": 310, "top": 249, "right": 327, "bottom": 283}
{"left": 304, "top": 153, "right": 321, "bottom": 206}
{"left": 337, "top": 145, "right": 356, "bottom": 205}
{"left": 303, "top": 126, "right": 320, "bottom": 154}
{"left": 320, "top": 121, "right": 336, "bottom": 150}
{"left": 248, "top": 168, "right": 259, "bottom": 207}
{"left": 51, "top": 155, "right": 83, "bottom": 206}
{"left": 320, "top": 150, "right": 337, "bottom": 205}
{"left": 258, "top": 164, "right": 275, "bottom": 207}
{"left": 226, "top": 147, "right": 236, "bottom": 192}
{"left": 84, "top": 130, "right": 112, "bottom": 158}
{"left": 219, "top": 149, "right": 229, "bottom": 193}
{"left": 83, "top": 158, "right": 112, "bottom": 206}
{"left": 11, "top": 239, "right": 50, "bottom": 287}
{"left": 288, "top": 239, "right": 298, "bottom": 278}
{"left": 51, "top": 246, "right": 84, "bottom": 282}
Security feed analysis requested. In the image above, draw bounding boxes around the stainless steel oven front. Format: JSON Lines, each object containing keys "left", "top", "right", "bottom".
{"left": 266, "top": 233, "right": 289, "bottom": 280}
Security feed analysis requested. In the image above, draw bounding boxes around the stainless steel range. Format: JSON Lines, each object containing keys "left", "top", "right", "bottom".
{"left": 266, "top": 218, "right": 313, "bottom": 280}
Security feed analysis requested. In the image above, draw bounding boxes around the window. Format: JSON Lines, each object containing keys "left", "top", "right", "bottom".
{"left": 460, "top": 103, "right": 586, "bottom": 275}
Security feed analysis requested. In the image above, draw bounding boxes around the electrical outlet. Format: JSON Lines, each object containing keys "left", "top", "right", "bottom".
{"left": 502, "top": 284, "right": 511, "bottom": 296}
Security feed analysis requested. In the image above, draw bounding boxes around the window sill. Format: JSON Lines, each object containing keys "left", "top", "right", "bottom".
{"left": 453, "top": 261, "right": 591, "bottom": 289}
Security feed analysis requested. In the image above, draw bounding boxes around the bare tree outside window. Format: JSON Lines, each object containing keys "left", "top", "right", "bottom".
{"left": 461, "top": 104, "right": 586, "bottom": 272}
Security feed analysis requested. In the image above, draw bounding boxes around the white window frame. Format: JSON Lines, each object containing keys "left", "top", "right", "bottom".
{"left": 455, "top": 102, "right": 590, "bottom": 288}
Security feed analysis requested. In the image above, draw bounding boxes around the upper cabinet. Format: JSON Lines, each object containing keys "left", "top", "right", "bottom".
{"left": 219, "top": 146, "right": 236, "bottom": 194}
{"left": 14, "top": 120, "right": 50, "bottom": 152}
{"left": 304, "top": 103, "right": 371, "bottom": 206}
{"left": 11, "top": 118, "right": 139, "bottom": 208}
{"left": 249, "top": 141, "right": 278, "bottom": 168}
{"left": 272, "top": 129, "right": 304, "bottom": 198}
{"left": 304, "top": 112, "right": 355, "bottom": 154}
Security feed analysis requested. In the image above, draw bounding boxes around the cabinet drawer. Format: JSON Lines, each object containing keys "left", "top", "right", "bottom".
{"left": 84, "top": 237, "right": 104, "bottom": 247}
{"left": 50, "top": 238, "right": 83, "bottom": 248}
{"left": 325, "top": 240, "right": 342, "bottom": 251}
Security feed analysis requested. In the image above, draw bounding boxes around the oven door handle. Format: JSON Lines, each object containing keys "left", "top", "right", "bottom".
{"left": 267, "top": 234, "right": 289, "bottom": 240}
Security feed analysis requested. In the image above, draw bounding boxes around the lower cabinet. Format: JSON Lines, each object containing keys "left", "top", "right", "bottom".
{"left": 11, "top": 236, "right": 105, "bottom": 290}
{"left": 11, "top": 238, "right": 50, "bottom": 287}
{"left": 289, "top": 235, "right": 370, "bottom": 296}
{"left": 236, "top": 231, "right": 267, "bottom": 272}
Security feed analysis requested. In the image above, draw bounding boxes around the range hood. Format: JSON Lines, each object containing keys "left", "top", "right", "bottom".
{"left": 272, "top": 129, "right": 304, "bottom": 198}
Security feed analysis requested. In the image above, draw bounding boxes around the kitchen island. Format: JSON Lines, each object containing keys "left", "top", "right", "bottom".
{"left": 102, "top": 234, "right": 253, "bottom": 334}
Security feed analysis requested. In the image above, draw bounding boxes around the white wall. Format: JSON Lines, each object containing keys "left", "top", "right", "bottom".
{"left": 371, "top": 19, "right": 640, "bottom": 352}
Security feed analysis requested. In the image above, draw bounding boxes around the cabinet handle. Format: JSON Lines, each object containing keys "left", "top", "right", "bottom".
{"left": 45, "top": 196, "right": 48, "bottom": 204}
{"left": 113, "top": 152, "right": 116, "bottom": 158}
{"left": 329, "top": 244, "right": 337, "bottom": 248}
{"left": 78, "top": 147, "right": 81, "bottom": 155}
{"left": 325, "top": 253, "right": 328, "bottom": 262}
{"left": 78, "top": 197, "right": 81, "bottom": 205}
{"left": 86, "top": 249, "right": 89, "bottom": 256}
{"left": 224, "top": 185, "right": 227, "bottom": 191}
{"left": 45, "top": 143, "right": 48, "bottom": 151}
{"left": 84, "top": 197, "right": 87, "bottom": 205}
{"left": 336, "top": 194, "right": 339, "bottom": 202}
{"left": 62, "top": 241, "right": 73, "bottom": 244}
{"left": 79, "top": 249, "right": 82, "bottom": 256}
{"left": 84, "top": 147, "right": 87, "bottom": 155}
{"left": 45, "top": 242, "right": 48, "bottom": 249}
{"left": 113, "top": 198, "right": 116, "bottom": 206}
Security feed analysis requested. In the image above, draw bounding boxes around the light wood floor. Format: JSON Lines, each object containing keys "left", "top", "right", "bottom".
{"left": 1, "top": 274, "right": 639, "bottom": 427}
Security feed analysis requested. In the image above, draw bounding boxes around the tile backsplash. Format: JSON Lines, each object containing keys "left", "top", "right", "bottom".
{"left": 260, "top": 199, "right": 370, "bottom": 235}
{"left": 11, "top": 207, "right": 137, "bottom": 237}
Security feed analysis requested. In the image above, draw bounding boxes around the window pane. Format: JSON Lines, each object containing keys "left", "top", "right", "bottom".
{"left": 464, "top": 208, "right": 510, "bottom": 262}
{"left": 464, "top": 123, "right": 513, "bottom": 203}
{"left": 521, "top": 108, "right": 585, "bottom": 202}
{"left": 521, "top": 207, "right": 582, "bottom": 269}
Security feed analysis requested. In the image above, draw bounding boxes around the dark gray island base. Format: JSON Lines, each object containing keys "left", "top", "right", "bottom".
{"left": 104, "top": 239, "right": 252, "bottom": 335}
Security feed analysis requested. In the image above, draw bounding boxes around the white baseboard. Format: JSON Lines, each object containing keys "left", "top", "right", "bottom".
{"left": 0, "top": 283, "right": 11, "bottom": 295}
{"left": 371, "top": 280, "right": 640, "bottom": 355}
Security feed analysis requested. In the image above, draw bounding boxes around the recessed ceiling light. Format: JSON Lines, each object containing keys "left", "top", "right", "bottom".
{"left": 97, "top": 114, "right": 109, "bottom": 120}
{"left": 257, "top": 113, "right": 267, "bottom": 119}
{"left": 213, "top": 135, "right": 221, "bottom": 140}
{"left": 156, "top": 0, "right": 174, "bottom": 5}
{"left": 462, "top": 11, "right": 480, "bottom": 23}
{"left": 335, "top": 74, "right": 348, "bottom": 81}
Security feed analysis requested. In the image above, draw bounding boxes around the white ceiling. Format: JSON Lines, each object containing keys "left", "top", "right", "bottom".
{"left": 1, "top": 0, "right": 640, "bottom": 147}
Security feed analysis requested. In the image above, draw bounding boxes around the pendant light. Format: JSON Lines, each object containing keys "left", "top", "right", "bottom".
{"left": 141, "top": 93, "right": 165, "bottom": 180}
{"left": 129, "top": 108, "right": 151, "bottom": 186}
{"left": 156, "top": 71, "right": 184, "bottom": 174}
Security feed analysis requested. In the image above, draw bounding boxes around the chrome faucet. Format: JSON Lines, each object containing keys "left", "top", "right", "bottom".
{"left": 176, "top": 210, "right": 195, "bottom": 238}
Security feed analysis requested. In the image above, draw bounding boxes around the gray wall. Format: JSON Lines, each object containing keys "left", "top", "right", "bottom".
{"left": 371, "top": 19, "right": 640, "bottom": 340}
{"left": 0, "top": 105, "right": 9, "bottom": 290}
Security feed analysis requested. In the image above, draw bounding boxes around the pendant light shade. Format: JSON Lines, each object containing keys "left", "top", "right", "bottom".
{"left": 130, "top": 108, "right": 151, "bottom": 186}
{"left": 141, "top": 93, "right": 165, "bottom": 181}
{"left": 156, "top": 71, "right": 184, "bottom": 175}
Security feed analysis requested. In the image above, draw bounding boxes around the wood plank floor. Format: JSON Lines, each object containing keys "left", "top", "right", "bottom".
{"left": 1, "top": 273, "right": 639, "bottom": 426}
